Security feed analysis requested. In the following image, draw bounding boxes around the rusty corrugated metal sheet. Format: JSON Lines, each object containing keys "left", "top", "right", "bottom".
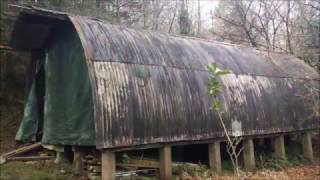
{"left": 68, "top": 16, "right": 319, "bottom": 149}
{"left": 69, "top": 16, "right": 318, "bottom": 79}
{"left": 10, "top": 6, "right": 320, "bottom": 149}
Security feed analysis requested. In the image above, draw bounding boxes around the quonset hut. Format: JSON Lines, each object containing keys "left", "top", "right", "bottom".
{"left": 11, "top": 6, "right": 319, "bottom": 179}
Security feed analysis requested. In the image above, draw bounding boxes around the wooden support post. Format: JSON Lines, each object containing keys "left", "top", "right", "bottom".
{"left": 159, "top": 145, "right": 172, "bottom": 180}
{"left": 72, "top": 147, "right": 84, "bottom": 174}
{"left": 55, "top": 151, "right": 68, "bottom": 164}
{"left": 274, "top": 135, "right": 286, "bottom": 160}
{"left": 208, "top": 141, "right": 222, "bottom": 173}
{"left": 101, "top": 150, "right": 116, "bottom": 180}
{"left": 243, "top": 138, "right": 255, "bottom": 171}
{"left": 45, "top": 145, "right": 68, "bottom": 164}
{"left": 302, "top": 132, "right": 314, "bottom": 163}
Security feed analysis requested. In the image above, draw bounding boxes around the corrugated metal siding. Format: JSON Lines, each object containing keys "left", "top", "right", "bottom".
{"left": 68, "top": 15, "right": 319, "bottom": 149}
{"left": 71, "top": 16, "right": 318, "bottom": 79}
{"left": 90, "top": 60, "right": 319, "bottom": 148}
{"left": 10, "top": 6, "right": 319, "bottom": 149}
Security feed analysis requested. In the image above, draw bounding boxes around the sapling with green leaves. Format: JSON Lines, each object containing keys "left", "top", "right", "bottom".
{"left": 208, "top": 63, "right": 243, "bottom": 177}
{"left": 208, "top": 63, "right": 230, "bottom": 111}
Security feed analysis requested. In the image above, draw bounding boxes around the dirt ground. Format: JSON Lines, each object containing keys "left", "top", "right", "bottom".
{"left": 0, "top": 161, "right": 319, "bottom": 179}
{"left": 210, "top": 165, "right": 320, "bottom": 180}
{"left": 0, "top": 103, "right": 22, "bottom": 154}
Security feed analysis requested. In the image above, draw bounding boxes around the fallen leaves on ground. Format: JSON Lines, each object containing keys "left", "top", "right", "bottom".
{"left": 207, "top": 165, "right": 320, "bottom": 180}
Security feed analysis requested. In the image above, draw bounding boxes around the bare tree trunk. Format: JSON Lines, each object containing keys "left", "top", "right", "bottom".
{"left": 152, "top": 0, "right": 160, "bottom": 30}
{"left": 286, "top": 1, "right": 294, "bottom": 54}
{"left": 143, "top": 0, "right": 150, "bottom": 29}
{"left": 197, "top": 0, "right": 201, "bottom": 36}
{"left": 115, "top": 0, "right": 121, "bottom": 24}
{"left": 168, "top": 1, "right": 178, "bottom": 33}
{"left": 234, "top": 0, "right": 257, "bottom": 47}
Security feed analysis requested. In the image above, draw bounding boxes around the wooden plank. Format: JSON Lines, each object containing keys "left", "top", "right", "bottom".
{"left": 0, "top": 44, "right": 15, "bottom": 51}
{"left": 117, "top": 162, "right": 158, "bottom": 169}
{"left": 8, "top": 4, "right": 68, "bottom": 21}
{"left": 1, "top": 143, "right": 41, "bottom": 159}
{"left": 7, "top": 156, "right": 55, "bottom": 161}
{"left": 117, "top": 158, "right": 199, "bottom": 169}
{"left": 110, "top": 131, "right": 316, "bottom": 152}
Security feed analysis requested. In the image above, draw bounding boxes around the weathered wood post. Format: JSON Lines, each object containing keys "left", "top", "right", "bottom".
{"left": 243, "top": 138, "right": 256, "bottom": 171}
{"left": 302, "top": 132, "right": 314, "bottom": 162}
{"left": 53, "top": 147, "right": 67, "bottom": 164}
{"left": 102, "top": 149, "right": 116, "bottom": 180}
{"left": 42, "top": 145, "right": 68, "bottom": 164}
{"left": 72, "top": 147, "right": 84, "bottom": 174}
{"left": 159, "top": 145, "right": 172, "bottom": 180}
{"left": 274, "top": 135, "right": 286, "bottom": 159}
{"left": 208, "top": 141, "right": 222, "bottom": 173}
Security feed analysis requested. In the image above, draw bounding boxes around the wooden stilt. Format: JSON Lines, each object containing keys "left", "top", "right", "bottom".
{"left": 47, "top": 145, "right": 68, "bottom": 164}
{"left": 159, "top": 145, "right": 172, "bottom": 180}
{"left": 274, "top": 135, "right": 286, "bottom": 160}
{"left": 72, "top": 147, "right": 84, "bottom": 174}
{"left": 302, "top": 132, "right": 314, "bottom": 163}
{"left": 208, "top": 141, "right": 222, "bottom": 173}
{"left": 101, "top": 150, "right": 115, "bottom": 180}
{"left": 55, "top": 151, "right": 68, "bottom": 164}
{"left": 243, "top": 138, "right": 255, "bottom": 171}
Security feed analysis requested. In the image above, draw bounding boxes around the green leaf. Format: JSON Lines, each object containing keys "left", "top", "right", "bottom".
{"left": 207, "top": 64, "right": 217, "bottom": 74}
{"left": 208, "top": 63, "right": 229, "bottom": 111}
{"left": 212, "top": 101, "right": 221, "bottom": 111}
{"left": 209, "top": 89, "right": 215, "bottom": 95}
{"left": 216, "top": 70, "right": 230, "bottom": 76}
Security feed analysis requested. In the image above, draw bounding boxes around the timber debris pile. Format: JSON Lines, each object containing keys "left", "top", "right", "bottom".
{"left": 0, "top": 143, "right": 54, "bottom": 164}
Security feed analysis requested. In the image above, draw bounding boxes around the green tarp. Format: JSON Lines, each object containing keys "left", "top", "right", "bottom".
{"left": 16, "top": 82, "right": 39, "bottom": 142}
{"left": 16, "top": 24, "right": 95, "bottom": 146}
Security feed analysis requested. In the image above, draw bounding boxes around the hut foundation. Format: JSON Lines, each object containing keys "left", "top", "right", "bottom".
{"left": 242, "top": 138, "right": 256, "bottom": 171}
{"left": 159, "top": 145, "right": 172, "bottom": 180}
{"left": 302, "top": 132, "right": 314, "bottom": 162}
{"left": 208, "top": 141, "right": 222, "bottom": 173}
{"left": 274, "top": 135, "right": 286, "bottom": 159}
{"left": 72, "top": 147, "right": 84, "bottom": 174}
{"left": 101, "top": 150, "right": 116, "bottom": 180}
{"left": 44, "top": 145, "right": 68, "bottom": 164}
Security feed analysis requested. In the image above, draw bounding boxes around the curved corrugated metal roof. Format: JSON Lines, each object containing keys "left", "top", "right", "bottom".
{"left": 69, "top": 16, "right": 319, "bottom": 149}
{"left": 10, "top": 6, "right": 320, "bottom": 149}
{"left": 70, "top": 16, "right": 318, "bottom": 80}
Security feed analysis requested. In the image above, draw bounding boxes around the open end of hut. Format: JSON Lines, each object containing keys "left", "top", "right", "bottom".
{"left": 11, "top": 8, "right": 96, "bottom": 146}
